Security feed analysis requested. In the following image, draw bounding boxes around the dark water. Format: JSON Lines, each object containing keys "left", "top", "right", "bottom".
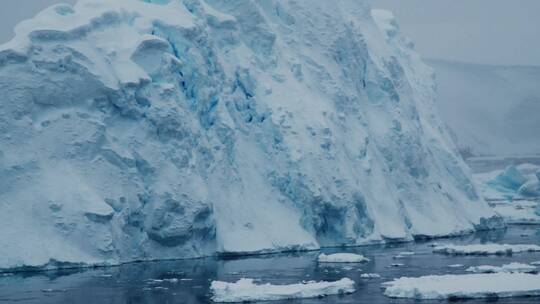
{"left": 1, "top": 226, "right": 540, "bottom": 304}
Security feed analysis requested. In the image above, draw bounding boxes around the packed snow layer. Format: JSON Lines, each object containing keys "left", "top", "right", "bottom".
{"left": 0, "top": 0, "right": 498, "bottom": 270}
{"left": 433, "top": 244, "right": 540, "bottom": 255}
{"left": 466, "top": 262, "right": 536, "bottom": 274}
{"left": 383, "top": 273, "right": 540, "bottom": 300}
{"left": 210, "top": 278, "right": 355, "bottom": 302}
{"left": 318, "top": 253, "right": 369, "bottom": 263}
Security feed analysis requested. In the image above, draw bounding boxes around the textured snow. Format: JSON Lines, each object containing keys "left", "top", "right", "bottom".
{"left": 433, "top": 243, "right": 540, "bottom": 255}
{"left": 210, "top": 278, "right": 355, "bottom": 302}
{"left": 318, "top": 253, "right": 369, "bottom": 263}
{"left": 383, "top": 273, "right": 540, "bottom": 300}
{"left": 466, "top": 262, "right": 536, "bottom": 274}
{"left": 0, "top": 0, "right": 498, "bottom": 270}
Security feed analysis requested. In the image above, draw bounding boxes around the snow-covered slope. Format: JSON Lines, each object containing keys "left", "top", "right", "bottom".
{"left": 428, "top": 59, "right": 540, "bottom": 157}
{"left": 0, "top": 0, "right": 498, "bottom": 271}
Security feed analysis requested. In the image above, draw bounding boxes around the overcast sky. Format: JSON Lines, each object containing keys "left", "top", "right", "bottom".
{"left": 375, "top": 0, "right": 540, "bottom": 66}
{"left": 1, "top": 0, "right": 539, "bottom": 66}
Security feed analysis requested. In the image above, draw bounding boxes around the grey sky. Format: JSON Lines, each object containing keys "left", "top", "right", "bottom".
{"left": 0, "top": 0, "right": 539, "bottom": 66}
{"left": 375, "top": 0, "right": 540, "bottom": 66}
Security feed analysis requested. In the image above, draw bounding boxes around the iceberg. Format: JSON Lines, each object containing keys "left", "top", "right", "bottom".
{"left": 0, "top": 0, "right": 498, "bottom": 271}
{"left": 487, "top": 166, "right": 528, "bottom": 192}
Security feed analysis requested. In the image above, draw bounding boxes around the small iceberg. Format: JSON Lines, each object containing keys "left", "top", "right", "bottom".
{"left": 317, "top": 253, "right": 369, "bottom": 263}
{"left": 210, "top": 278, "right": 355, "bottom": 302}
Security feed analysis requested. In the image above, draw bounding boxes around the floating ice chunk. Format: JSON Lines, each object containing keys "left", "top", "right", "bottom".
{"left": 383, "top": 273, "right": 540, "bottom": 299}
{"left": 433, "top": 243, "right": 540, "bottom": 255}
{"left": 360, "top": 273, "right": 381, "bottom": 279}
{"left": 41, "top": 289, "right": 66, "bottom": 293}
{"left": 210, "top": 278, "right": 355, "bottom": 302}
{"left": 466, "top": 262, "right": 536, "bottom": 274}
{"left": 317, "top": 253, "right": 369, "bottom": 263}
{"left": 447, "top": 264, "right": 464, "bottom": 268}
{"left": 393, "top": 251, "right": 415, "bottom": 259}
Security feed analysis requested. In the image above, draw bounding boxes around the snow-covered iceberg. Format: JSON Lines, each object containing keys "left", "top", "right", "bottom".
{"left": 0, "top": 0, "right": 498, "bottom": 271}
{"left": 210, "top": 278, "right": 355, "bottom": 302}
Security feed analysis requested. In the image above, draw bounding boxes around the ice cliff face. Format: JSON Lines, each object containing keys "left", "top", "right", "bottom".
{"left": 0, "top": 0, "right": 499, "bottom": 270}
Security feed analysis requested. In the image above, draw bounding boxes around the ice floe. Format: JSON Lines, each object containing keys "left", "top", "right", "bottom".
{"left": 317, "top": 253, "right": 369, "bottom": 263}
{"left": 466, "top": 262, "right": 536, "bottom": 274}
{"left": 210, "top": 278, "right": 355, "bottom": 302}
{"left": 383, "top": 273, "right": 540, "bottom": 299}
{"left": 433, "top": 243, "right": 540, "bottom": 255}
{"left": 360, "top": 273, "right": 381, "bottom": 279}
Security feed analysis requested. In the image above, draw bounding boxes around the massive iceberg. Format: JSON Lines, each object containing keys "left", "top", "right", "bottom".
{"left": 0, "top": 0, "right": 498, "bottom": 271}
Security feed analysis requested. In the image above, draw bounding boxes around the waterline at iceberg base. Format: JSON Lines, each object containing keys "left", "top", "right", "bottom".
{"left": 0, "top": 0, "right": 500, "bottom": 271}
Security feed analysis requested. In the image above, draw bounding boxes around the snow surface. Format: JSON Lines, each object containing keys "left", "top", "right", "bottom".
{"left": 433, "top": 243, "right": 540, "bottom": 255}
{"left": 317, "top": 253, "right": 369, "bottom": 263}
{"left": 210, "top": 278, "right": 355, "bottom": 302}
{"left": 0, "top": 0, "right": 498, "bottom": 270}
{"left": 383, "top": 273, "right": 540, "bottom": 300}
{"left": 466, "top": 262, "right": 536, "bottom": 274}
